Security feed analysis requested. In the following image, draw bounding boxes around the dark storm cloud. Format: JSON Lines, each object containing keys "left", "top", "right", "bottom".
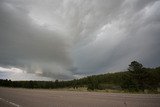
{"left": 0, "top": 0, "right": 160, "bottom": 80}
{"left": 72, "top": 0, "right": 160, "bottom": 74}
{"left": 0, "top": 0, "right": 73, "bottom": 79}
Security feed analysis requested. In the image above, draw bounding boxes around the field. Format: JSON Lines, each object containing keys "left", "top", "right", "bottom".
{"left": 0, "top": 87, "right": 160, "bottom": 107}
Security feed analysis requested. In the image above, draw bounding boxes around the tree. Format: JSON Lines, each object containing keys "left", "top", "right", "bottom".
{"left": 87, "top": 77, "right": 99, "bottom": 90}
{"left": 55, "top": 79, "right": 59, "bottom": 88}
{"left": 128, "top": 61, "right": 143, "bottom": 73}
{"left": 120, "top": 73, "right": 136, "bottom": 91}
{"left": 128, "top": 61, "right": 148, "bottom": 91}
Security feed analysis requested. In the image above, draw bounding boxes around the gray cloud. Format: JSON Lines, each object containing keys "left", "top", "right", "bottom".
{"left": 0, "top": 0, "right": 160, "bottom": 80}
{"left": 0, "top": 0, "right": 73, "bottom": 80}
{"left": 72, "top": 0, "right": 160, "bottom": 74}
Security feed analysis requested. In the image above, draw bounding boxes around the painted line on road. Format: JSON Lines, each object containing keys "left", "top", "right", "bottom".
{"left": 0, "top": 97, "right": 21, "bottom": 107}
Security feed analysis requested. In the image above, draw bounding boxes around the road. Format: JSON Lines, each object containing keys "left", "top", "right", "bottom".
{"left": 0, "top": 87, "right": 160, "bottom": 107}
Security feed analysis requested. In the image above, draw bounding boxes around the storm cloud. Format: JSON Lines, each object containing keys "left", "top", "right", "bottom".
{"left": 0, "top": 0, "right": 160, "bottom": 80}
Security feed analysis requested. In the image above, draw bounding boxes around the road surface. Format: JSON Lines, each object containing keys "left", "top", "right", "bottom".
{"left": 0, "top": 87, "right": 160, "bottom": 107}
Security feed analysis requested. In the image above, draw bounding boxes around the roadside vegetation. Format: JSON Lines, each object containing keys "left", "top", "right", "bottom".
{"left": 0, "top": 61, "right": 160, "bottom": 93}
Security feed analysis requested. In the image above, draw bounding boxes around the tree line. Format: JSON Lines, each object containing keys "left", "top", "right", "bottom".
{"left": 0, "top": 61, "right": 160, "bottom": 92}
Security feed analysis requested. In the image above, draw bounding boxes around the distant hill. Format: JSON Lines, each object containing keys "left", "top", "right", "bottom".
{"left": 0, "top": 61, "right": 160, "bottom": 93}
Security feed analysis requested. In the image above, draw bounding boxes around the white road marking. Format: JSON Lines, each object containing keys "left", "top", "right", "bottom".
{"left": 0, "top": 97, "right": 21, "bottom": 107}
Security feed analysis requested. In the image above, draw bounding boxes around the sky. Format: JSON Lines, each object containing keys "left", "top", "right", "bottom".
{"left": 0, "top": 0, "right": 160, "bottom": 81}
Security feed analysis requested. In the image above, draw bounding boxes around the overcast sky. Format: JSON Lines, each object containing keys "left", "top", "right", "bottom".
{"left": 0, "top": 0, "right": 160, "bottom": 80}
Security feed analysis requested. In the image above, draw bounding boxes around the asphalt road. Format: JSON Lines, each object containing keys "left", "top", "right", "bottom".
{"left": 0, "top": 87, "right": 160, "bottom": 107}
